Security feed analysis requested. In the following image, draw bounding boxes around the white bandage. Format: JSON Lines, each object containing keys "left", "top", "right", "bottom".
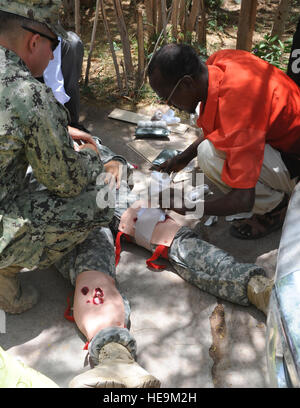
{"left": 134, "top": 208, "right": 166, "bottom": 251}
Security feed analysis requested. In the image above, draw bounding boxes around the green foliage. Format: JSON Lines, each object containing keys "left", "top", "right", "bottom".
{"left": 205, "top": 0, "right": 224, "bottom": 9}
{"left": 252, "top": 35, "right": 293, "bottom": 71}
{"left": 206, "top": 1, "right": 229, "bottom": 35}
{"left": 193, "top": 44, "right": 209, "bottom": 61}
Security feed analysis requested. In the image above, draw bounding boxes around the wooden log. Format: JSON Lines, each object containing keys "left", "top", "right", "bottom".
{"left": 236, "top": 0, "right": 257, "bottom": 51}
{"left": 271, "top": 0, "right": 290, "bottom": 40}
{"left": 84, "top": 0, "right": 100, "bottom": 86}
{"left": 74, "top": 0, "right": 80, "bottom": 35}
{"left": 100, "top": 0, "right": 123, "bottom": 91}
{"left": 113, "top": 0, "right": 134, "bottom": 79}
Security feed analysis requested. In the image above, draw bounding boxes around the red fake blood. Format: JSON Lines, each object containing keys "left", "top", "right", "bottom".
{"left": 93, "top": 287, "right": 104, "bottom": 305}
{"left": 81, "top": 286, "right": 89, "bottom": 296}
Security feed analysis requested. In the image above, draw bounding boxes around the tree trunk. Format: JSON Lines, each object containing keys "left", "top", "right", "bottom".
{"left": 74, "top": 0, "right": 80, "bottom": 36}
{"left": 84, "top": 0, "right": 100, "bottom": 86}
{"left": 62, "top": 0, "right": 74, "bottom": 28}
{"left": 137, "top": 5, "right": 145, "bottom": 86}
{"left": 271, "top": 0, "right": 290, "bottom": 40}
{"left": 171, "top": 0, "right": 180, "bottom": 40}
{"left": 157, "top": 0, "right": 163, "bottom": 35}
{"left": 153, "top": 0, "right": 158, "bottom": 34}
{"left": 113, "top": 0, "right": 134, "bottom": 79}
{"left": 196, "top": 0, "right": 206, "bottom": 47}
{"left": 236, "top": 0, "right": 257, "bottom": 51}
{"left": 178, "top": 0, "right": 186, "bottom": 33}
{"left": 144, "top": 0, "right": 155, "bottom": 41}
{"left": 100, "top": 0, "right": 123, "bottom": 92}
{"left": 187, "top": 0, "right": 200, "bottom": 33}
{"left": 161, "top": 0, "right": 167, "bottom": 43}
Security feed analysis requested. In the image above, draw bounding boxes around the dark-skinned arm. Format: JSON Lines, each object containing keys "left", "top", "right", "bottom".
{"left": 204, "top": 188, "right": 255, "bottom": 216}
{"left": 159, "top": 187, "right": 255, "bottom": 216}
{"left": 151, "top": 137, "right": 203, "bottom": 173}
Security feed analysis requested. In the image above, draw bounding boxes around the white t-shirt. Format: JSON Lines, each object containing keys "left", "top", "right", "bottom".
{"left": 43, "top": 37, "right": 70, "bottom": 105}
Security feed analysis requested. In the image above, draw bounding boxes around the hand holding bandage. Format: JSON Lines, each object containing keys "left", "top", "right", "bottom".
{"left": 71, "top": 132, "right": 99, "bottom": 155}
{"left": 68, "top": 126, "right": 99, "bottom": 155}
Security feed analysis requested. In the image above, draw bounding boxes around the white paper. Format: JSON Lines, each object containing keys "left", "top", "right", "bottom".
{"left": 204, "top": 215, "right": 218, "bottom": 226}
{"left": 225, "top": 212, "right": 253, "bottom": 222}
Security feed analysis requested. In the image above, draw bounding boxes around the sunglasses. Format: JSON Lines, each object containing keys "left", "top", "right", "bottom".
{"left": 163, "top": 74, "right": 192, "bottom": 105}
{"left": 21, "top": 25, "right": 59, "bottom": 52}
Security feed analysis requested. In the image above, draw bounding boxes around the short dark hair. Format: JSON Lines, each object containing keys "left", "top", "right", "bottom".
{"left": 147, "top": 43, "right": 206, "bottom": 86}
{"left": 0, "top": 10, "right": 45, "bottom": 35}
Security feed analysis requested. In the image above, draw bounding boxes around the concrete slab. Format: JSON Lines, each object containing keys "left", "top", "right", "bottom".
{"left": 0, "top": 102, "right": 279, "bottom": 388}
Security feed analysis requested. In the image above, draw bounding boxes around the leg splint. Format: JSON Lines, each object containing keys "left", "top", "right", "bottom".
{"left": 115, "top": 200, "right": 181, "bottom": 269}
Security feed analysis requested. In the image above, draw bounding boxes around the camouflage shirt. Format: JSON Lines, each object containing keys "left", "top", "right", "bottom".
{"left": 0, "top": 46, "right": 103, "bottom": 208}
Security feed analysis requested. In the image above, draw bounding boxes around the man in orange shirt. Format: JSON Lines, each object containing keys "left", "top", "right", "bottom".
{"left": 148, "top": 43, "right": 300, "bottom": 240}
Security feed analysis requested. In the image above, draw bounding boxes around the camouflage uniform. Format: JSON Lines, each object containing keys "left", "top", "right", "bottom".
{"left": 0, "top": 45, "right": 136, "bottom": 358}
{"left": 168, "top": 227, "right": 265, "bottom": 306}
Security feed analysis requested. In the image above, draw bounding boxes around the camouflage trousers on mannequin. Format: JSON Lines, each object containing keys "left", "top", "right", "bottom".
{"left": 168, "top": 227, "right": 265, "bottom": 306}
{"left": 110, "top": 191, "right": 266, "bottom": 307}
{"left": 110, "top": 214, "right": 266, "bottom": 307}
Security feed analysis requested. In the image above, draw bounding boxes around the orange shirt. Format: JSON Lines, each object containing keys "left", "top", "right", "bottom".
{"left": 197, "top": 49, "right": 300, "bottom": 189}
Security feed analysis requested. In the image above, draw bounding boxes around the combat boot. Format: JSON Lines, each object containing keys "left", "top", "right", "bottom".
{"left": 69, "top": 342, "right": 161, "bottom": 388}
{"left": 247, "top": 275, "right": 274, "bottom": 315}
{"left": 0, "top": 266, "right": 38, "bottom": 314}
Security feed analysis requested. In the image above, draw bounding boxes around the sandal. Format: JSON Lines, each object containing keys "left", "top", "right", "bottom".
{"left": 229, "top": 195, "right": 289, "bottom": 240}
